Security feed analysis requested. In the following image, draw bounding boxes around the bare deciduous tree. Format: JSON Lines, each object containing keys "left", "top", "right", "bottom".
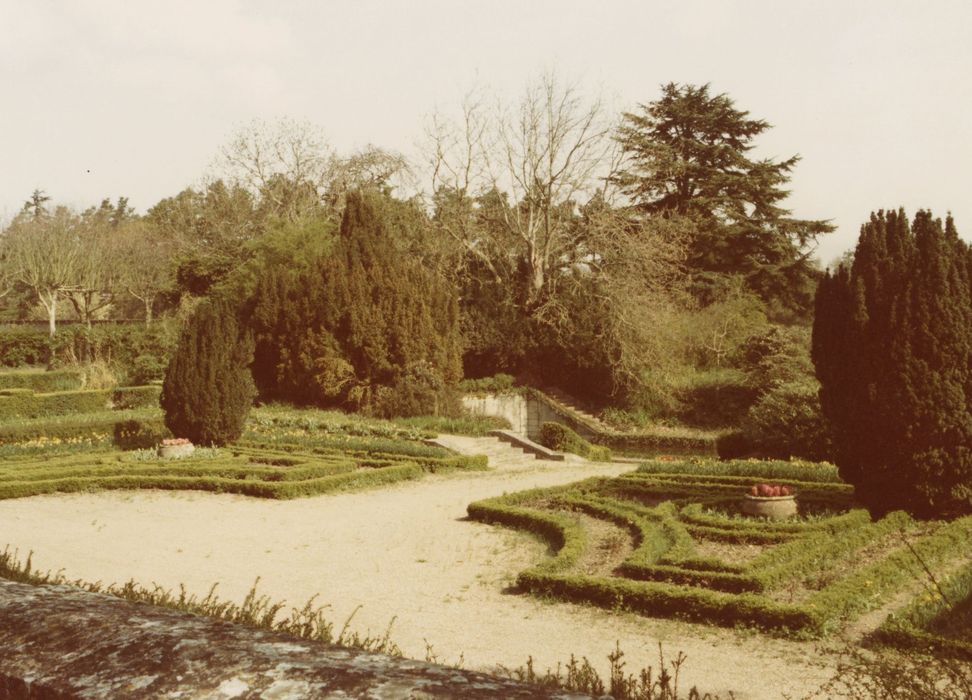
{"left": 214, "top": 117, "right": 336, "bottom": 223}
{"left": 116, "top": 220, "right": 178, "bottom": 325}
{"left": 426, "top": 74, "right": 618, "bottom": 309}
{"left": 1, "top": 207, "right": 83, "bottom": 337}
{"left": 214, "top": 119, "right": 411, "bottom": 224}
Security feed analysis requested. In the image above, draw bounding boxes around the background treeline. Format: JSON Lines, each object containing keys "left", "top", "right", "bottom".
{"left": 0, "top": 79, "right": 834, "bottom": 450}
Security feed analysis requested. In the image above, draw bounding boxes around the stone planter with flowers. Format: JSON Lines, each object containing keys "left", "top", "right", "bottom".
{"left": 158, "top": 438, "right": 195, "bottom": 459}
{"left": 742, "top": 483, "right": 797, "bottom": 519}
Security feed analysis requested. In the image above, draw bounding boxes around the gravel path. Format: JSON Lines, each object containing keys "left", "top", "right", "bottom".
{"left": 0, "top": 444, "right": 839, "bottom": 699}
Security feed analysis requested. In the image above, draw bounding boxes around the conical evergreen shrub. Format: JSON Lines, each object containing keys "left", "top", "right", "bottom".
{"left": 161, "top": 298, "right": 257, "bottom": 445}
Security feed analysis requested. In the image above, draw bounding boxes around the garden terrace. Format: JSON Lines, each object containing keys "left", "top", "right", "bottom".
{"left": 467, "top": 457, "right": 972, "bottom": 639}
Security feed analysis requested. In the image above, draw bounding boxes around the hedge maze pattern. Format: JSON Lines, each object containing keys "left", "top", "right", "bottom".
{"left": 468, "top": 459, "right": 972, "bottom": 642}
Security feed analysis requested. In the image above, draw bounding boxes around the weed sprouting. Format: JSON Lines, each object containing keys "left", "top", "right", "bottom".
{"left": 500, "top": 641, "right": 726, "bottom": 700}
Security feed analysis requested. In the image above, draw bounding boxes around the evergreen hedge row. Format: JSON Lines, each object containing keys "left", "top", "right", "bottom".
{"left": 0, "top": 389, "right": 110, "bottom": 420}
{"left": 0, "top": 369, "right": 83, "bottom": 392}
{"left": 0, "top": 385, "right": 160, "bottom": 420}
{"left": 539, "top": 422, "right": 612, "bottom": 461}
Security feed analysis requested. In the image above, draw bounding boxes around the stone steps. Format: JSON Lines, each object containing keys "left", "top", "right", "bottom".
{"left": 430, "top": 434, "right": 553, "bottom": 470}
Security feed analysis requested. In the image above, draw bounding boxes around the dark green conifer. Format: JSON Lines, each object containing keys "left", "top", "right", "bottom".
{"left": 813, "top": 210, "right": 972, "bottom": 517}
{"left": 161, "top": 298, "right": 257, "bottom": 445}
{"left": 247, "top": 190, "right": 461, "bottom": 417}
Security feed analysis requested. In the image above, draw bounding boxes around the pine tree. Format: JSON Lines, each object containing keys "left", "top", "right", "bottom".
{"left": 614, "top": 83, "right": 834, "bottom": 319}
{"left": 812, "top": 210, "right": 972, "bottom": 517}
{"left": 161, "top": 298, "right": 257, "bottom": 445}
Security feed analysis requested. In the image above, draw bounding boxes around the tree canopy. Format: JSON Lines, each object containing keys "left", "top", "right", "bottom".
{"left": 613, "top": 83, "right": 834, "bottom": 319}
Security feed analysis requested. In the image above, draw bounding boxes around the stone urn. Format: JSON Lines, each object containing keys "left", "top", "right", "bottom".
{"left": 158, "top": 438, "right": 195, "bottom": 459}
{"left": 742, "top": 484, "right": 797, "bottom": 519}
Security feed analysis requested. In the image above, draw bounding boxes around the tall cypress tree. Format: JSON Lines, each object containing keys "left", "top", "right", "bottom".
{"left": 813, "top": 210, "right": 972, "bottom": 517}
{"left": 161, "top": 298, "right": 257, "bottom": 445}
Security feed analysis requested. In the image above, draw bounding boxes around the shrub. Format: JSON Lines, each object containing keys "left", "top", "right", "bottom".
{"left": 458, "top": 373, "right": 517, "bottom": 394}
{"left": 539, "top": 422, "right": 612, "bottom": 461}
{"left": 111, "top": 386, "right": 162, "bottom": 411}
{"left": 674, "top": 369, "right": 759, "bottom": 429}
{"left": 247, "top": 190, "right": 462, "bottom": 417}
{"left": 741, "top": 379, "right": 832, "bottom": 461}
{"left": 0, "top": 389, "right": 110, "bottom": 420}
{"left": 126, "top": 354, "right": 166, "bottom": 385}
{"left": 0, "top": 327, "right": 50, "bottom": 367}
{"left": 161, "top": 298, "right": 256, "bottom": 446}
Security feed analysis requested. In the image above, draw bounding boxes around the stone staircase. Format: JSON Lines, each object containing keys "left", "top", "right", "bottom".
{"left": 431, "top": 434, "right": 561, "bottom": 469}
{"left": 541, "top": 387, "right": 611, "bottom": 432}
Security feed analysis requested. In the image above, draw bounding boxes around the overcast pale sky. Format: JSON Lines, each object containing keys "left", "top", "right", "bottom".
{"left": 2, "top": 0, "right": 970, "bottom": 264}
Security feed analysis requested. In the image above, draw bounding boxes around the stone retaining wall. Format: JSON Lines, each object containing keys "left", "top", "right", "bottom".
{"left": 0, "top": 579, "right": 589, "bottom": 699}
{"left": 461, "top": 392, "right": 567, "bottom": 441}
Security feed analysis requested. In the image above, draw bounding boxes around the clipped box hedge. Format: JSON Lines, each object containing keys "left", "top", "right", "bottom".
{"left": 0, "top": 369, "right": 83, "bottom": 392}
{"left": 466, "top": 465, "right": 972, "bottom": 639}
{"left": 110, "top": 385, "right": 162, "bottom": 410}
{"left": 0, "top": 389, "right": 110, "bottom": 420}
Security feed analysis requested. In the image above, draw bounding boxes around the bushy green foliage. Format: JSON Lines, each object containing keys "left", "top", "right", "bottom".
{"left": 126, "top": 354, "right": 166, "bottom": 385}
{"left": 458, "top": 373, "right": 517, "bottom": 394}
{"left": 161, "top": 298, "right": 257, "bottom": 445}
{"left": 247, "top": 190, "right": 461, "bottom": 418}
{"left": 673, "top": 369, "right": 758, "bottom": 429}
{"left": 814, "top": 210, "right": 972, "bottom": 517}
{"left": 539, "top": 421, "right": 612, "bottom": 461}
{"left": 0, "top": 328, "right": 53, "bottom": 367}
{"left": 741, "top": 379, "right": 832, "bottom": 461}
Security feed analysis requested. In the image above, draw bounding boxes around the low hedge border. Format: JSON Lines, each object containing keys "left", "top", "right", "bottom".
{"left": 466, "top": 476, "right": 972, "bottom": 638}
{"left": 637, "top": 458, "right": 841, "bottom": 483}
{"left": 805, "top": 515, "right": 972, "bottom": 636}
{"left": 110, "top": 385, "right": 161, "bottom": 410}
{"left": 871, "top": 559, "right": 972, "bottom": 661}
{"left": 0, "top": 389, "right": 110, "bottom": 420}
{"left": 0, "top": 461, "right": 427, "bottom": 501}
{"left": 467, "top": 489, "right": 813, "bottom": 632}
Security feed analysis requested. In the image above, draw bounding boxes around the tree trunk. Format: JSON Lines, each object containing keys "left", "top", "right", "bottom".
{"left": 145, "top": 297, "right": 154, "bottom": 326}
{"left": 47, "top": 297, "right": 57, "bottom": 338}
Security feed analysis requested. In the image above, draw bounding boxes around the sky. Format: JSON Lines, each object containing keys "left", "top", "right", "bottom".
{"left": 2, "top": 0, "right": 970, "bottom": 265}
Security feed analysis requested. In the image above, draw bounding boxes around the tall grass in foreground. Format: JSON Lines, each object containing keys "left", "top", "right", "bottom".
{"left": 500, "top": 642, "right": 723, "bottom": 700}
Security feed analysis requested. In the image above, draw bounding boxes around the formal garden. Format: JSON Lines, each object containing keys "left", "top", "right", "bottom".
{"left": 1, "top": 80, "right": 970, "bottom": 699}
